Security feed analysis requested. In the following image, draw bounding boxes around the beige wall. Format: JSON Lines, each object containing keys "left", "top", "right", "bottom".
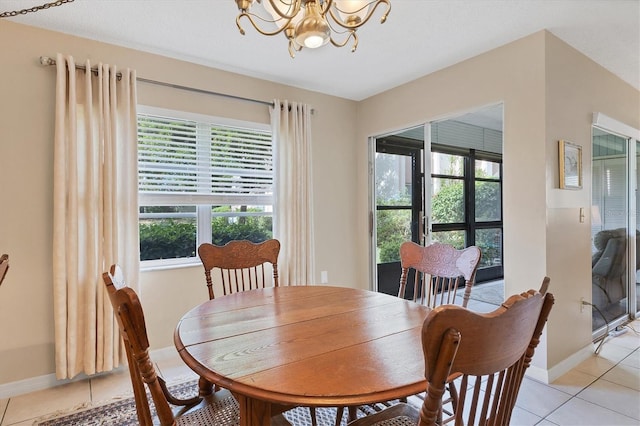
{"left": 1, "top": 20, "right": 638, "bottom": 393}
{"left": 356, "top": 31, "right": 639, "bottom": 378}
{"left": 544, "top": 32, "right": 640, "bottom": 368}
{"left": 0, "top": 20, "right": 359, "bottom": 387}
{"left": 356, "top": 31, "right": 548, "bottom": 289}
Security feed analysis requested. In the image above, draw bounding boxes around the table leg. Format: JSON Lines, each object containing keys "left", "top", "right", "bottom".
{"left": 198, "top": 376, "right": 214, "bottom": 396}
{"left": 236, "top": 394, "right": 273, "bottom": 426}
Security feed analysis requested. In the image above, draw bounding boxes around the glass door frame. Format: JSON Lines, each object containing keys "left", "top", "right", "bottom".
{"left": 591, "top": 112, "right": 640, "bottom": 340}
{"left": 370, "top": 129, "right": 427, "bottom": 294}
{"left": 375, "top": 136, "right": 425, "bottom": 245}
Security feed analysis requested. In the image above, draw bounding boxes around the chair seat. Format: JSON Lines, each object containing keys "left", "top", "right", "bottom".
{"left": 347, "top": 403, "right": 418, "bottom": 426}
{"left": 176, "top": 390, "right": 239, "bottom": 425}
{"left": 175, "top": 389, "right": 292, "bottom": 425}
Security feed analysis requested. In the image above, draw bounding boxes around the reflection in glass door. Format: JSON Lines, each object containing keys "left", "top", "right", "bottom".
{"left": 636, "top": 141, "right": 640, "bottom": 320}
{"left": 591, "top": 127, "right": 636, "bottom": 335}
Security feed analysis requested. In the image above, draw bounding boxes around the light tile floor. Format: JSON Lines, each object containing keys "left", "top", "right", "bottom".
{"left": 1, "top": 303, "right": 639, "bottom": 425}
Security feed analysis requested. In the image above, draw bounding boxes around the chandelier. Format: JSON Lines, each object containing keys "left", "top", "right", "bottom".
{"left": 234, "top": 0, "right": 391, "bottom": 57}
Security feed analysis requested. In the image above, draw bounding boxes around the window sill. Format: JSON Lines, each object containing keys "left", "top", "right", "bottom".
{"left": 140, "top": 258, "right": 201, "bottom": 273}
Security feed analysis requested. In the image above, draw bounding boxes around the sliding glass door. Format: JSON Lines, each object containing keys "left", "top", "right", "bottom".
{"left": 371, "top": 104, "right": 504, "bottom": 296}
{"left": 591, "top": 125, "right": 638, "bottom": 337}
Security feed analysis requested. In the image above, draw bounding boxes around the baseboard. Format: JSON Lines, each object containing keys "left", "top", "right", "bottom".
{"left": 0, "top": 372, "right": 77, "bottom": 400}
{"left": 0, "top": 347, "right": 172, "bottom": 399}
{"left": 526, "top": 343, "right": 594, "bottom": 384}
{"left": 0, "top": 344, "right": 597, "bottom": 399}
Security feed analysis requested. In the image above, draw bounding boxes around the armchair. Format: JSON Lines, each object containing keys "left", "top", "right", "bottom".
{"left": 591, "top": 228, "right": 638, "bottom": 311}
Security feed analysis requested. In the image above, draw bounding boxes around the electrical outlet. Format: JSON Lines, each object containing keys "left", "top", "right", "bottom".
{"left": 320, "top": 271, "right": 328, "bottom": 284}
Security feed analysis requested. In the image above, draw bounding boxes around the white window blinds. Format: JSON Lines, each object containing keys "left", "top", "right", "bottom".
{"left": 138, "top": 113, "right": 273, "bottom": 205}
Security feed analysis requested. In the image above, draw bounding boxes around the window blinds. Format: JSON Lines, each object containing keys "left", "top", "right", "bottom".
{"left": 138, "top": 114, "right": 273, "bottom": 205}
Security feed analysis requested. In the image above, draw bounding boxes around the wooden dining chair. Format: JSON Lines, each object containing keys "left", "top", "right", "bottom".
{"left": 197, "top": 240, "right": 319, "bottom": 425}
{"left": 347, "top": 277, "right": 554, "bottom": 426}
{"left": 102, "top": 264, "right": 253, "bottom": 426}
{"left": 196, "top": 240, "right": 281, "bottom": 402}
{"left": 336, "top": 242, "right": 482, "bottom": 425}
{"left": 103, "top": 264, "right": 217, "bottom": 425}
{"left": 103, "top": 265, "right": 296, "bottom": 426}
{"left": 197, "top": 239, "right": 281, "bottom": 299}
{"left": 399, "top": 241, "right": 482, "bottom": 308}
{"left": 0, "top": 254, "right": 9, "bottom": 287}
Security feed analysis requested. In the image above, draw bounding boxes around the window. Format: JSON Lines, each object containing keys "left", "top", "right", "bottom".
{"left": 137, "top": 107, "right": 273, "bottom": 266}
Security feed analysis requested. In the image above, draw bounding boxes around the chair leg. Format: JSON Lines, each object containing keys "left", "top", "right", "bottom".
{"left": 448, "top": 382, "right": 459, "bottom": 413}
{"left": 348, "top": 406, "right": 358, "bottom": 422}
{"left": 440, "top": 382, "right": 458, "bottom": 424}
{"left": 334, "top": 406, "right": 345, "bottom": 426}
{"left": 309, "top": 407, "right": 318, "bottom": 426}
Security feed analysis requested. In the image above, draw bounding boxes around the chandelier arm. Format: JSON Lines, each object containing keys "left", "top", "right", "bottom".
{"left": 236, "top": 11, "right": 291, "bottom": 36}
{"left": 263, "top": 0, "right": 302, "bottom": 19}
{"left": 318, "top": 0, "right": 333, "bottom": 16}
{"left": 324, "top": 18, "right": 354, "bottom": 37}
{"left": 329, "top": 30, "right": 358, "bottom": 52}
{"left": 287, "top": 39, "right": 303, "bottom": 58}
{"left": 328, "top": 0, "right": 390, "bottom": 30}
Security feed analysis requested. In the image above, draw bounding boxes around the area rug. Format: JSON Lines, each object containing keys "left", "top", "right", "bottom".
{"left": 36, "top": 380, "right": 397, "bottom": 425}
{"left": 468, "top": 280, "right": 504, "bottom": 306}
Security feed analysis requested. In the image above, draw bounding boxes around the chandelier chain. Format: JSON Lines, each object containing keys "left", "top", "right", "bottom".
{"left": 0, "top": 0, "right": 74, "bottom": 18}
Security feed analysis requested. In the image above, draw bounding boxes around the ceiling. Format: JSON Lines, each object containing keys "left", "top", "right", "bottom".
{"left": 3, "top": 0, "right": 638, "bottom": 103}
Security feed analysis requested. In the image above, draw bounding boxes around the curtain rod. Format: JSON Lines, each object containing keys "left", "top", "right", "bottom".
{"left": 39, "top": 56, "right": 274, "bottom": 108}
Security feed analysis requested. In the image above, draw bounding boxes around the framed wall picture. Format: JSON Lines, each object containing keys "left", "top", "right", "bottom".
{"left": 559, "top": 140, "right": 582, "bottom": 189}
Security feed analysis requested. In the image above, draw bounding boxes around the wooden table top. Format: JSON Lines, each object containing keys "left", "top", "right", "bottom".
{"left": 174, "top": 285, "right": 430, "bottom": 410}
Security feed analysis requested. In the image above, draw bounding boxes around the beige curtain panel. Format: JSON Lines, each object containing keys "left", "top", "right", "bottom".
{"left": 270, "top": 100, "right": 316, "bottom": 286}
{"left": 52, "top": 53, "right": 140, "bottom": 379}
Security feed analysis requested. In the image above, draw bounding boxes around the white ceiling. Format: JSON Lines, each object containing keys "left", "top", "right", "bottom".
{"left": 3, "top": 0, "right": 639, "bottom": 102}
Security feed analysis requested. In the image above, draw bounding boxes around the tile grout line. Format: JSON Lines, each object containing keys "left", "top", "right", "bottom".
{"left": 538, "top": 341, "right": 639, "bottom": 425}
{"left": 0, "top": 400, "right": 6, "bottom": 426}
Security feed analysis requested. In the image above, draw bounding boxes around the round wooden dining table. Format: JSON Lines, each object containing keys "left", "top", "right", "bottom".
{"left": 174, "top": 285, "right": 431, "bottom": 426}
